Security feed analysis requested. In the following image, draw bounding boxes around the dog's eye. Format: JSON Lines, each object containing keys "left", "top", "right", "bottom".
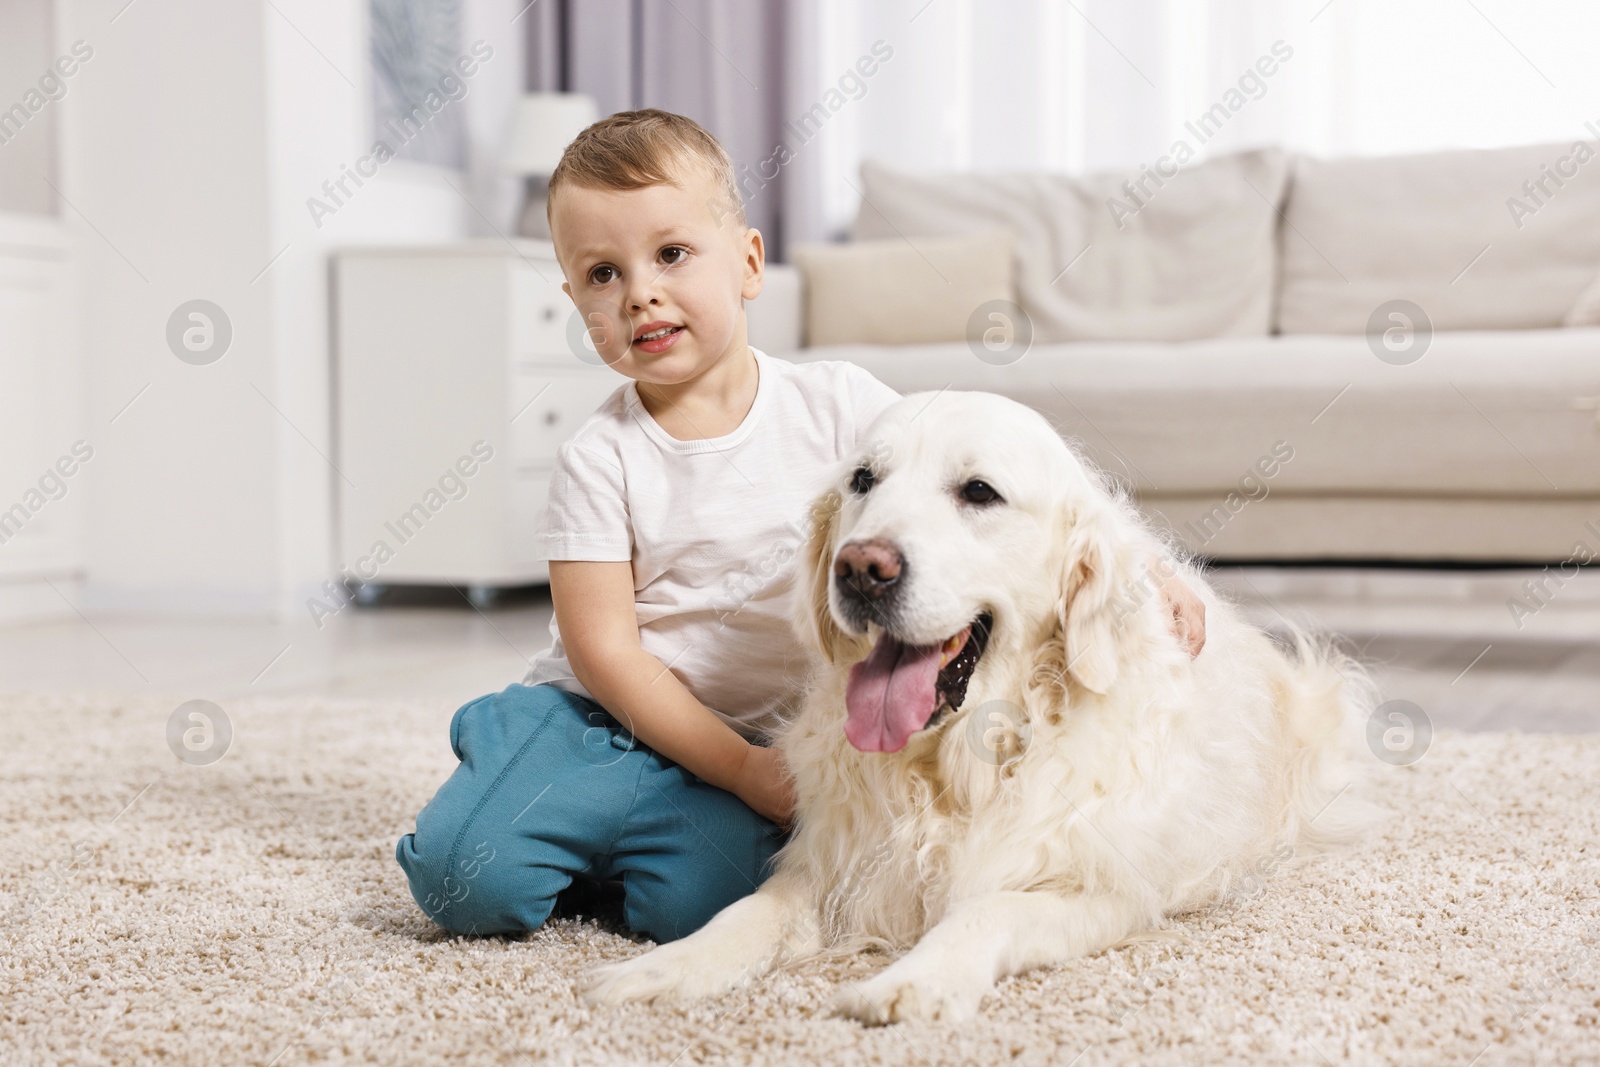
{"left": 960, "top": 479, "right": 1001, "bottom": 505}
{"left": 850, "top": 466, "right": 876, "bottom": 494}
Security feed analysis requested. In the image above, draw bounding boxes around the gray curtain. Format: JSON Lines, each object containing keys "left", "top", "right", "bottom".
{"left": 525, "top": 0, "right": 794, "bottom": 261}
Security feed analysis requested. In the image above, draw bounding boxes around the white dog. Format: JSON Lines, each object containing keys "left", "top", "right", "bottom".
{"left": 578, "top": 390, "right": 1376, "bottom": 1024}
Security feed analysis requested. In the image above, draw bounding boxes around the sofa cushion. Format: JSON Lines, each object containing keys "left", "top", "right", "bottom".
{"left": 1141, "top": 495, "right": 1600, "bottom": 562}
{"left": 796, "top": 328, "right": 1600, "bottom": 497}
{"left": 745, "top": 263, "right": 804, "bottom": 353}
{"left": 1566, "top": 270, "right": 1600, "bottom": 327}
{"left": 1277, "top": 142, "right": 1600, "bottom": 334}
{"left": 851, "top": 149, "right": 1288, "bottom": 343}
{"left": 789, "top": 228, "right": 1015, "bottom": 346}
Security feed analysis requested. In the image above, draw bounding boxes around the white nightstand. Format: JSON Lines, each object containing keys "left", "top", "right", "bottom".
{"left": 332, "top": 239, "right": 620, "bottom": 606}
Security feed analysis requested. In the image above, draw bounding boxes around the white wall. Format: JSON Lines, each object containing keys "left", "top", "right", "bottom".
{"left": 0, "top": 1, "right": 82, "bottom": 624}
{"left": 56, "top": 0, "right": 525, "bottom": 617}
{"left": 60, "top": 0, "right": 280, "bottom": 614}
{"left": 0, "top": 212, "right": 82, "bottom": 622}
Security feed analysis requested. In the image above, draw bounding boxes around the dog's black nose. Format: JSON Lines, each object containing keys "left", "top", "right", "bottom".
{"left": 834, "top": 539, "right": 904, "bottom": 602}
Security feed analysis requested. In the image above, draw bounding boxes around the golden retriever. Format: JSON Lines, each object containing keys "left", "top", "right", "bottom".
{"left": 578, "top": 390, "right": 1376, "bottom": 1024}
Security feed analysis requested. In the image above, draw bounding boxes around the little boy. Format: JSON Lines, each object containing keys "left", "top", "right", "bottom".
{"left": 395, "top": 109, "right": 1205, "bottom": 944}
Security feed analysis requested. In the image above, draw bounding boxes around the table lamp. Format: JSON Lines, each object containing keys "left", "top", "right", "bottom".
{"left": 504, "top": 92, "right": 600, "bottom": 239}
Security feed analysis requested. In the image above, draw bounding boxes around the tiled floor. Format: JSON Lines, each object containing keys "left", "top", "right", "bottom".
{"left": 2, "top": 567, "right": 1595, "bottom": 732}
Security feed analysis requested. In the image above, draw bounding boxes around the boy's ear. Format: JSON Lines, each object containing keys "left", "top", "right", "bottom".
{"left": 741, "top": 227, "right": 765, "bottom": 301}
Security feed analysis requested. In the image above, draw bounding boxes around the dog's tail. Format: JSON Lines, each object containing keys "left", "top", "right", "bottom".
{"left": 1269, "top": 624, "right": 1390, "bottom": 857}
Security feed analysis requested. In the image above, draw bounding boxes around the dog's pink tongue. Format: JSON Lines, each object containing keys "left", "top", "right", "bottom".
{"left": 844, "top": 631, "right": 942, "bottom": 752}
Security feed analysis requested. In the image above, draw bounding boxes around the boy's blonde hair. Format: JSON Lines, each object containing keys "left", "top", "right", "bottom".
{"left": 547, "top": 108, "right": 746, "bottom": 230}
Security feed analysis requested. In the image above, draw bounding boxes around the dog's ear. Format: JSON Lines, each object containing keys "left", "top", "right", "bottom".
{"left": 1052, "top": 502, "right": 1137, "bottom": 694}
{"left": 791, "top": 488, "right": 850, "bottom": 665}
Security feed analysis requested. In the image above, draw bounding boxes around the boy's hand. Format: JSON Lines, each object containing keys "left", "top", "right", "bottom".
{"left": 1158, "top": 564, "right": 1206, "bottom": 658}
{"left": 733, "top": 743, "right": 795, "bottom": 829}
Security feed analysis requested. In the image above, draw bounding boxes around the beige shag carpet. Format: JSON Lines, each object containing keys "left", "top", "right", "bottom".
{"left": 2, "top": 692, "right": 1598, "bottom": 1067}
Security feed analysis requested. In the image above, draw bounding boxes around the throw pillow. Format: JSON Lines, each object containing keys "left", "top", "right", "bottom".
{"left": 850, "top": 149, "right": 1289, "bottom": 342}
{"left": 1278, "top": 143, "right": 1600, "bottom": 334}
{"left": 1564, "top": 270, "right": 1600, "bottom": 327}
{"left": 789, "top": 228, "right": 1016, "bottom": 347}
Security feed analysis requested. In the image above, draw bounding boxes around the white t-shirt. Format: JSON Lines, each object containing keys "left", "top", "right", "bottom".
{"left": 523, "top": 347, "right": 902, "bottom": 741}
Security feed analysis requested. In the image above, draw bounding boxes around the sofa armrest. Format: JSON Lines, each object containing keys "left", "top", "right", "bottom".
{"left": 747, "top": 262, "right": 803, "bottom": 354}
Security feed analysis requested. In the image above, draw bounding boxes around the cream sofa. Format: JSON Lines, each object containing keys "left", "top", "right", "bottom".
{"left": 746, "top": 144, "right": 1600, "bottom": 563}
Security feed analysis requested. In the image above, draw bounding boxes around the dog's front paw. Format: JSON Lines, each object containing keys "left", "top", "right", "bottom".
{"left": 577, "top": 952, "right": 680, "bottom": 1007}
{"left": 833, "top": 961, "right": 988, "bottom": 1025}
{"left": 577, "top": 939, "right": 752, "bottom": 1008}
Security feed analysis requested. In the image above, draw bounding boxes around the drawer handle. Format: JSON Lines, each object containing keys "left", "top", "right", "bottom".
{"left": 544, "top": 410, "right": 560, "bottom": 426}
{"left": 542, "top": 306, "right": 557, "bottom": 322}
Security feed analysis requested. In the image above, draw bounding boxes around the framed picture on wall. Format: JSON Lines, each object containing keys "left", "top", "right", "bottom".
{"left": 370, "top": 0, "right": 468, "bottom": 169}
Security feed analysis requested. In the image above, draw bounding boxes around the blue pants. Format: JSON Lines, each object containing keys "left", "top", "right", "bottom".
{"left": 396, "top": 682, "right": 790, "bottom": 943}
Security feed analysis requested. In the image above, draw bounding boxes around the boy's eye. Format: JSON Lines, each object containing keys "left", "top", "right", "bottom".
{"left": 660, "top": 246, "right": 688, "bottom": 266}
{"left": 850, "top": 466, "right": 876, "bottom": 494}
{"left": 588, "top": 265, "right": 616, "bottom": 286}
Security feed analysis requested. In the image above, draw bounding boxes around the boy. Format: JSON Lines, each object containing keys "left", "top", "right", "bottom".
{"left": 395, "top": 109, "right": 1205, "bottom": 944}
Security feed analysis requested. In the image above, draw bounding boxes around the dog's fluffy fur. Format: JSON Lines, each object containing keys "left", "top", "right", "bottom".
{"left": 579, "top": 391, "right": 1379, "bottom": 1024}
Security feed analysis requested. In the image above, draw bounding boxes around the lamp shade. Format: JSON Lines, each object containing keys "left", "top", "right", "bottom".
{"left": 502, "top": 92, "right": 600, "bottom": 176}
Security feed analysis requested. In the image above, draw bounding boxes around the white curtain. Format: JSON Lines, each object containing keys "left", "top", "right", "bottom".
{"left": 782, "top": 0, "right": 1600, "bottom": 245}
